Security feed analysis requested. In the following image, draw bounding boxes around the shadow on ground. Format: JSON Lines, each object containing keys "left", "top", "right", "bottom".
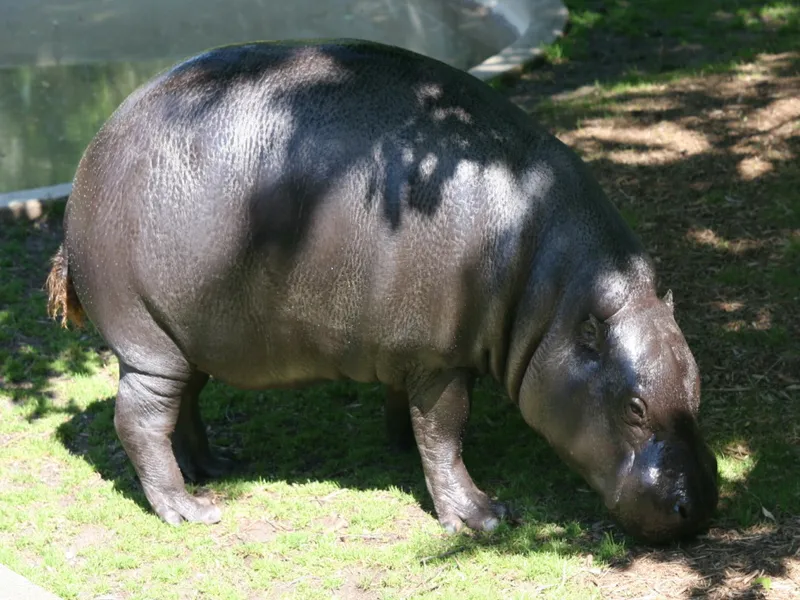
{"left": 53, "top": 376, "right": 610, "bottom": 549}
{"left": 0, "top": 204, "right": 112, "bottom": 420}
{"left": 502, "top": 4, "right": 800, "bottom": 594}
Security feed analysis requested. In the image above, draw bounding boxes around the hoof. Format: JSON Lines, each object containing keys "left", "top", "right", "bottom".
{"left": 440, "top": 516, "right": 465, "bottom": 535}
{"left": 152, "top": 491, "right": 222, "bottom": 525}
{"left": 455, "top": 500, "right": 511, "bottom": 533}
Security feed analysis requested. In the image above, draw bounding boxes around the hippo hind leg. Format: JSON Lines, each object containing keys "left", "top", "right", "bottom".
{"left": 171, "top": 372, "right": 235, "bottom": 483}
{"left": 115, "top": 362, "right": 222, "bottom": 525}
{"left": 385, "top": 388, "right": 414, "bottom": 452}
{"left": 409, "top": 370, "right": 509, "bottom": 534}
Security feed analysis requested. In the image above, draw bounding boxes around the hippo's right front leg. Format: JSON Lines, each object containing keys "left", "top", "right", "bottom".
{"left": 115, "top": 363, "right": 221, "bottom": 525}
{"left": 408, "top": 371, "right": 509, "bottom": 534}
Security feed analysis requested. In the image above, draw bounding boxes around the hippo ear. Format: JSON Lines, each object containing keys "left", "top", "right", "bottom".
{"left": 578, "top": 313, "right": 605, "bottom": 352}
{"left": 662, "top": 289, "right": 674, "bottom": 313}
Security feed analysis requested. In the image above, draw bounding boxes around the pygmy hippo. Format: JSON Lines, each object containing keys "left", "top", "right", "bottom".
{"left": 47, "top": 39, "right": 718, "bottom": 543}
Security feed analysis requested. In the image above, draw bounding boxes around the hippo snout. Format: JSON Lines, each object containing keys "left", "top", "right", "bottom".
{"left": 611, "top": 432, "right": 718, "bottom": 544}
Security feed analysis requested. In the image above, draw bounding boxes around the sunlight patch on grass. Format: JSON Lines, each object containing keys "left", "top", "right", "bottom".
{"left": 741, "top": 2, "right": 799, "bottom": 30}
{"left": 596, "top": 532, "right": 626, "bottom": 562}
{"left": 717, "top": 443, "right": 758, "bottom": 485}
{"left": 685, "top": 227, "right": 770, "bottom": 254}
{"left": 560, "top": 119, "right": 711, "bottom": 166}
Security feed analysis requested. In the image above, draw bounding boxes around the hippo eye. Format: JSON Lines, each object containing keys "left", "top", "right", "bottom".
{"left": 626, "top": 398, "right": 647, "bottom": 424}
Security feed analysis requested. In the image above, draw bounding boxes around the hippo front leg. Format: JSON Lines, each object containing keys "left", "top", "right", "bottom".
{"left": 409, "top": 371, "right": 508, "bottom": 534}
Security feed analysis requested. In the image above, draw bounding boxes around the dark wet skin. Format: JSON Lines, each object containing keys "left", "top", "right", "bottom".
{"left": 60, "top": 40, "right": 718, "bottom": 541}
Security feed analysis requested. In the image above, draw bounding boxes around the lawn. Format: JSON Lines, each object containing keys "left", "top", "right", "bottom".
{"left": 1, "top": 1, "right": 799, "bottom": 598}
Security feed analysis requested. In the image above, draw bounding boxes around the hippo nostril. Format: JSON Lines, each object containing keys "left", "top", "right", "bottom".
{"left": 673, "top": 501, "right": 689, "bottom": 520}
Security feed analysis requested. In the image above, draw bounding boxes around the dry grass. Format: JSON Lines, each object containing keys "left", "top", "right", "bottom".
{"left": 582, "top": 520, "right": 800, "bottom": 599}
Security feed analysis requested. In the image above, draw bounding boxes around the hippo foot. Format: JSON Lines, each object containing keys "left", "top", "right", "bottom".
{"left": 439, "top": 499, "right": 510, "bottom": 534}
{"left": 146, "top": 486, "right": 222, "bottom": 526}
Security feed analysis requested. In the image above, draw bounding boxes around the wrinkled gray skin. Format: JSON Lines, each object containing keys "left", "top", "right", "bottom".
{"left": 60, "top": 40, "right": 718, "bottom": 543}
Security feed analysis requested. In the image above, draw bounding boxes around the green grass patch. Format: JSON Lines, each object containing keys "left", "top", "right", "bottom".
{"left": 541, "top": 0, "right": 800, "bottom": 78}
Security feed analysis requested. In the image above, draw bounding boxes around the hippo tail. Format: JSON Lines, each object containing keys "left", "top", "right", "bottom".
{"left": 45, "top": 244, "right": 85, "bottom": 328}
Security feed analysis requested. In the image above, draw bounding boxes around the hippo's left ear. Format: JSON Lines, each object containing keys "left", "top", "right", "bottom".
{"left": 662, "top": 289, "right": 674, "bottom": 313}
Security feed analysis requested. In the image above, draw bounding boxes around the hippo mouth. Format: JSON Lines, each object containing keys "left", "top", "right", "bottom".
{"left": 606, "top": 435, "right": 719, "bottom": 544}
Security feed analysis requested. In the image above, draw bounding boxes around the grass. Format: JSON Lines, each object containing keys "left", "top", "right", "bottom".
{"left": 2, "top": 0, "right": 800, "bottom": 598}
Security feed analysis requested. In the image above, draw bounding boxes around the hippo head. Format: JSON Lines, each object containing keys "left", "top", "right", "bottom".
{"left": 519, "top": 291, "right": 719, "bottom": 544}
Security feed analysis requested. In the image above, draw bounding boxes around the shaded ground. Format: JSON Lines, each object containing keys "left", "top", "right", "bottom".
{"left": 500, "top": 1, "right": 800, "bottom": 597}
